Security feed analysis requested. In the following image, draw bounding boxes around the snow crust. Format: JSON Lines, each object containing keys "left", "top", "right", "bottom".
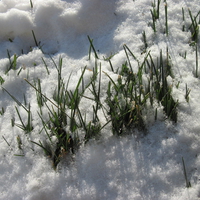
{"left": 0, "top": 0, "right": 200, "bottom": 199}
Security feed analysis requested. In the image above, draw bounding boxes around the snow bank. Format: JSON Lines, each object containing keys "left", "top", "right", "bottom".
{"left": 0, "top": 0, "right": 120, "bottom": 56}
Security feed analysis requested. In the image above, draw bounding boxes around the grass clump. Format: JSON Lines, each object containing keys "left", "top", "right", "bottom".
{"left": 15, "top": 104, "right": 33, "bottom": 134}
{"left": 146, "top": 48, "right": 178, "bottom": 122}
{"left": 184, "top": 9, "right": 199, "bottom": 78}
{"left": 2, "top": 34, "right": 180, "bottom": 168}
{"left": 150, "top": 0, "right": 161, "bottom": 32}
{"left": 188, "top": 9, "right": 200, "bottom": 43}
{"left": 104, "top": 43, "right": 178, "bottom": 137}
{"left": 2, "top": 87, "right": 34, "bottom": 132}
{"left": 105, "top": 61, "right": 147, "bottom": 135}
{"left": 27, "top": 57, "right": 80, "bottom": 168}
{"left": 79, "top": 67, "right": 103, "bottom": 143}
{"left": 26, "top": 56, "right": 104, "bottom": 168}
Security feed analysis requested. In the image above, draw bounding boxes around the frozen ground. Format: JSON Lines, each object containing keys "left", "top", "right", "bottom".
{"left": 0, "top": 0, "right": 200, "bottom": 199}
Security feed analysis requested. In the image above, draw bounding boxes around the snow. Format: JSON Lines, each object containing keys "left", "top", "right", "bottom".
{"left": 0, "top": 0, "right": 200, "bottom": 199}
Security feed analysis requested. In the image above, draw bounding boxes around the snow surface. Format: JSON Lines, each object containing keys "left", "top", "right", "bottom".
{"left": 0, "top": 0, "right": 200, "bottom": 199}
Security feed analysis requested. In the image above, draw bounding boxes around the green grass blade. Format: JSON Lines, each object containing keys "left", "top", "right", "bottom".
{"left": 88, "top": 35, "right": 99, "bottom": 59}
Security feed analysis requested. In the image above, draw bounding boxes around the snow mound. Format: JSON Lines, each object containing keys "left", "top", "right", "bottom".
{"left": 0, "top": 0, "right": 119, "bottom": 55}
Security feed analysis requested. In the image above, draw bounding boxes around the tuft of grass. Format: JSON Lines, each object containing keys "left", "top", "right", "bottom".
{"left": 104, "top": 44, "right": 178, "bottom": 135}
{"left": 34, "top": 57, "right": 73, "bottom": 168}
{"left": 66, "top": 67, "right": 89, "bottom": 133}
{"left": 150, "top": 0, "right": 161, "bottom": 32}
{"left": 15, "top": 104, "right": 33, "bottom": 134}
{"left": 90, "top": 65, "right": 102, "bottom": 122}
{"left": 151, "top": 0, "right": 161, "bottom": 20}
{"left": 104, "top": 47, "right": 148, "bottom": 135}
{"left": 187, "top": 9, "right": 199, "bottom": 78}
{"left": 188, "top": 9, "right": 200, "bottom": 43}
{"left": 28, "top": 57, "right": 102, "bottom": 168}
{"left": 145, "top": 48, "right": 178, "bottom": 122}
{"left": 82, "top": 64, "right": 103, "bottom": 142}
{"left": 2, "top": 86, "right": 33, "bottom": 133}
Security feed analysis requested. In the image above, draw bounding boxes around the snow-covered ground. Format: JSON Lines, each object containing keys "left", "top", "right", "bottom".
{"left": 0, "top": 0, "right": 200, "bottom": 199}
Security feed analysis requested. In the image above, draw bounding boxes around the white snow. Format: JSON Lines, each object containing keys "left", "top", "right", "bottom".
{"left": 0, "top": 0, "right": 200, "bottom": 199}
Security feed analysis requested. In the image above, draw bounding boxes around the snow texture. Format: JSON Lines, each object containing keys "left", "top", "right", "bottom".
{"left": 0, "top": 0, "right": 200, "bottom": 199}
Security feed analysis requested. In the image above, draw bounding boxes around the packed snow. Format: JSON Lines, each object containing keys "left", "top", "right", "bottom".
{"left": 0, "top": 0, "right": 200, "bottom": 199}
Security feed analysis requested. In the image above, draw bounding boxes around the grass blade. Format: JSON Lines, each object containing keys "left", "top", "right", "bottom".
{"left": 88, "top": 35, "right": 99, "bottom": 59}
